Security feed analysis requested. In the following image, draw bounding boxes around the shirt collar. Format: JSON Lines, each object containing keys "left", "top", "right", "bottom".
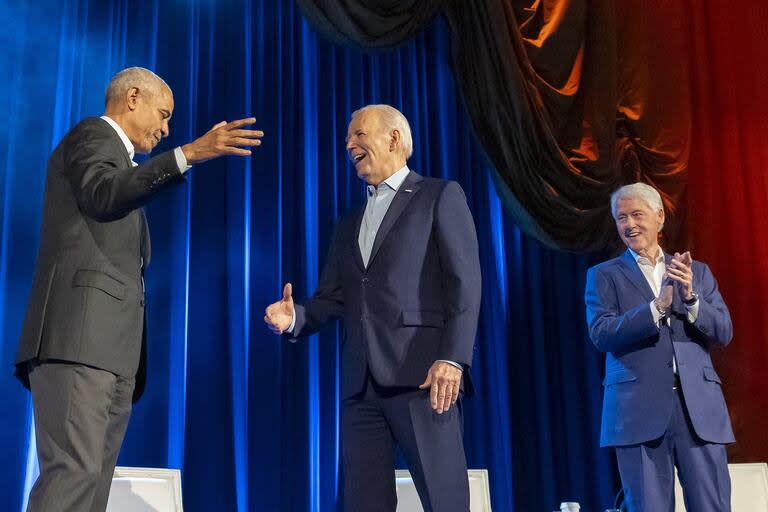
{"left": 100, "top": 115, "right": 135, "bottom": 163}
{"left": 367, "top": 165, "right": 410, "bottom": 196}
{"left": 628, "top": 246, "right": 664, "bottom": 266}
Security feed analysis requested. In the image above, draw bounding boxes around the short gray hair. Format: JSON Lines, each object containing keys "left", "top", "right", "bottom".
{"left": 611, "top": 182, "right": 664, "bottom": 218}
{"left": 105, "top": 67, "right": 170, "bottom": 106}
{"left": 351, "top": 104, "right": 413, "bottom": 159}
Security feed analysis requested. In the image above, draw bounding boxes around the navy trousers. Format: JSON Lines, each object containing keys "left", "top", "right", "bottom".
{"left": 615, "top": 384, "right": 731, "bottom": 512}
{"left": 341, "top": 374, "right": 469, "bottom": 512}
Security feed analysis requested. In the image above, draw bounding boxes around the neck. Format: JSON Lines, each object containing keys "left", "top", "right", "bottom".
{"left": 103, "top": 110, "right": 131, "bottom": 136}
{"left": 635, "top": 243, "right": 661, "bottom": 261}
{"left": 369, "top": 162, "right": 406, "bottom": 188}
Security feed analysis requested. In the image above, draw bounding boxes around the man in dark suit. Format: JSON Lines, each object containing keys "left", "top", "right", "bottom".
{"left": 264, "top": 104, "right": 481, "bottom": 511}
{"left": 15, "top": 67, "right": 263, "bottom": 512}
{"left": 585, "top": 183, "right": 734, "bottom": 511}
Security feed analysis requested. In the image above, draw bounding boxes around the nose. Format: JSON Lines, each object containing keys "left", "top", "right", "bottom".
{"left": 161, "top": 121, "right": 170, "bottom": 138}
{"left": 346, "top": 138, "right": 355, "bottom": 152}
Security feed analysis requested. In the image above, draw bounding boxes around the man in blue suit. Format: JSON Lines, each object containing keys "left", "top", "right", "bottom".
{"left": 585, "top": 183, "right": 734, "bottom": 511}
{"left": 264, "top": 104, "right": 481, "bottom": 511}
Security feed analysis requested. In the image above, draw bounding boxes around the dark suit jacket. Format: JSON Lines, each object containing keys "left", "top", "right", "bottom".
{"left": 289, "top": 171, "right": 482, "bottom": 399}
{"left": 16, "top": 117, "right": 184, "bottom": 401}
{"left": 585, "top": 250, "right": 735, "bottom": 446}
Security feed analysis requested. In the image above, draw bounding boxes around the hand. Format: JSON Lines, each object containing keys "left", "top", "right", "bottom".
{"left": 666, "top": 251, "right": 695, "bottom": 300}
{"left": 264, "top": 283, "right": 294, "bottom": 334}
{"left": 419, "top": 361, "right": 463, "bottom": 414}
{"left": 656, "top": 275, "right": 674, "bottom": 310}
{"left": 181, "top": 117, "right": 264, "bottom": 164}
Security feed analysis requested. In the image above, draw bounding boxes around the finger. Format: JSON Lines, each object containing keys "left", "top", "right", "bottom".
{"left": 225, "top": 117, "right": 257, "bottom": 130}
{"left": 418, "top": 372, "right": 432, "bottom": 389}
{"left": 283, "top": 283, "right": 292, "bottom": 302}
{"left": 228, "top": 129, "right": 265, "bottom": 138}
{"left": 430, "top": 381, "right": 439, "bottom": 410}
{"left": 206, "top": 120, "right": 227, "bottom": 134}
{"left": 228, "top": 137, "right": 263, "bottom": 147}
{"left": 669, "top": 269, "right": 691, "bottom": 281}
{"left": 439, "top": 383, "right": 452, "bottom": 413}
{"left": 451, "top": 382, "right": 460, "bottom": 404}
{"left": 223, "top": 147, "right": 252, "bottom": 156}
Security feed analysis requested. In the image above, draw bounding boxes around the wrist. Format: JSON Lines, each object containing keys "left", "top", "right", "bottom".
{"left": 683, "top": 291, "right": 699, "bottom": 306}
{"left": 653, "top": 298, "right": 669, "bottom": 316}
{"left": 181, "top": 144, "right": 196, "bottom": 164}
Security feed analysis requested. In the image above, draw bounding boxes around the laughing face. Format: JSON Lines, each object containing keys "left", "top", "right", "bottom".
{"left": 614, "top": 197, "right": 664, "bottom": 258}
{"left": 345, "top": 110, "right": 402, "bottom": 186}
{"left": 125, "top": 86, "right": 174, "bottom": 155}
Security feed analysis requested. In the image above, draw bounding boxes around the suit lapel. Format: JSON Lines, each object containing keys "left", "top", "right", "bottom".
{"left": 366, "top": 172, "right": 422, "bottom": 269}
{"left": 352, "top": 207, "right": 366, "bottom": 272}
{"left": 98, "top": 117, "right": 150, "bottom": 268}
{"left": 617, "top": 249, "right": 655, "bottom": 302}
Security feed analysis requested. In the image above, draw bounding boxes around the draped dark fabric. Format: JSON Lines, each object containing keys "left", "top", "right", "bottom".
{"left": 1, "top": 2, "right": 616, "bottom": 511}
{"left": 297, "top": 0, "right": 691, "bottom": 252}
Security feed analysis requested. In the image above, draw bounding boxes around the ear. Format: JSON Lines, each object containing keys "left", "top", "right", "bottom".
{"left": 126, "top": 87, "right": 140, "bottom": 111}
{"left": 389, "top": 129, "right": 400, "bottom": 152}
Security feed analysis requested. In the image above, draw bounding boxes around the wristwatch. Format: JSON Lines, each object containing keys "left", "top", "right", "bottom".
{"left": 683, "top": 291, "right": 699, "bottom": 306}
{"left": 653, "top": 298, "right": 668, "bottom": 316}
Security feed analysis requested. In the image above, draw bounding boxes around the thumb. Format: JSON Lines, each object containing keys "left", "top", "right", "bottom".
{"left": 418, "top": 371, "right": 433, "bottom": 389}
{"left": 208, "top": 120, "right": 227, "bottom": 133}
{"left": 283, "top": 283, "right": 293, "bottom": 302}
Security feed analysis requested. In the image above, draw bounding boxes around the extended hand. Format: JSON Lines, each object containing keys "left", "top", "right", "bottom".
{"left": 264, "top": 283, "right": 294, "bottom": 335}
{"left": 667, "top": 251, "right": 695, "bottom": 300}
{"left": 419, "top": 361, "right": 462, "bottom": 414}
{"left": 181, "top": 117, "right": 264, "bottom": 164}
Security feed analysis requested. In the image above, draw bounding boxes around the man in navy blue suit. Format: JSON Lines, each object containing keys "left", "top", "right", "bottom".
{"left": 585, "top": 183, "right": 734, "bottom": 511}
{"left": 264, "top": 104, "right": 481, "bottom": 511}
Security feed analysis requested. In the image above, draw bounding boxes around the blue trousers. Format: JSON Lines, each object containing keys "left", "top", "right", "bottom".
{"left": 341, "top": 374, "right": 469, "bottom": 512}
{"left": 615, "top": 385, "right": 731, "bottom": 512}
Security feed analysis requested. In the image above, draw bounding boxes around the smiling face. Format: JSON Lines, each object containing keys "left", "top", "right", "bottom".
{"left": 614, "top": 196, "right": 664, "bottom": 258}
{"left": 124, "top": 86, "right": 174, "bottom": 154}
{"left": 345, "top": 110, "right": 404, "bottom": 186}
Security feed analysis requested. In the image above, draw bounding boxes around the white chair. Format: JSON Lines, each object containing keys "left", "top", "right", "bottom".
{"left": 106, "top": 467, "right": 183, "bottom": 512}
{"left": 395, "top": 469, "right": 492, "bottom": 511}
{"left": 674, "top": 463, "right": 768, "bottom": 511}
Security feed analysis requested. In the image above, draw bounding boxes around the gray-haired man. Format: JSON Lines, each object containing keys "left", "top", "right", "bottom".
{"left": 16, "top": 67, "right": 263, "bottom": 512}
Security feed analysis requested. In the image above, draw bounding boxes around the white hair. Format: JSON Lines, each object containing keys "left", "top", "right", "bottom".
{"left": 351, "top": 104, "right": 413, "bottom": 158}
{"left": 611, "top": 182, "right": 664, "bottom": 220}
{"left": 105, "top": 67, "right": 170, "bottom": 106}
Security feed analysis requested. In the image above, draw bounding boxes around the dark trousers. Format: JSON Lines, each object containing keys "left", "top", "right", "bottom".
{"left": 27, "top": 361, "right": 135, "bottom": 512}
{"left": 616, "top": 386, "right": 731, "bottom": 512}
{"left": 341, "top": 374, "right": 469, "bottom": 512}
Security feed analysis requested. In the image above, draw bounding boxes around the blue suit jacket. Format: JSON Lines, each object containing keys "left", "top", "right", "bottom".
{"left": 585, "top": 250, "right": 734, "bottom": 446}
{"left": 289, "top": 171, "right": 481, "bottom": 399}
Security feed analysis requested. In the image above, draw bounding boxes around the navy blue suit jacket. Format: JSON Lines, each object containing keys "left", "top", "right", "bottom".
{"left": 289, "top": 171, "right": 481, "bottom": 399}
{"left": 585, "top": 250, "right": 734, "bottom": 446}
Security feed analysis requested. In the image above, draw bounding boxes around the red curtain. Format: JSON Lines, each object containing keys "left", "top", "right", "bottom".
{"left": 686, "top": 0, "right": 768, "bottom": 461}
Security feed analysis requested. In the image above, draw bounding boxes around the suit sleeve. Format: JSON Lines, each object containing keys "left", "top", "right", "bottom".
{"left": 65, "top": 126, "right": 183, "bottom": 222}
{"left": 433, "top": 181, "right": 481, "bottom": 367}
{"left": 689, "top": 262, "right": 733, "bottom": 347}
{"left": 288, "top": 227, "right": 345, "bottom": 340}
{"left": 585, "top": 265, "right": 659, "bottom": 353}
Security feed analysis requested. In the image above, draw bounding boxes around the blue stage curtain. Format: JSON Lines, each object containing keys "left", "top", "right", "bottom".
{"left": 0, "top": 1, "right": 618, "bottom": 510}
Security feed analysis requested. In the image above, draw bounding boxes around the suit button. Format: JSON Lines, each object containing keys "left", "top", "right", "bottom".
{"left": 362, "top": 277, "right": 369, "bottom": 284}
{"left": 667, "top": 361, "right": 673, "bottom": 368}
